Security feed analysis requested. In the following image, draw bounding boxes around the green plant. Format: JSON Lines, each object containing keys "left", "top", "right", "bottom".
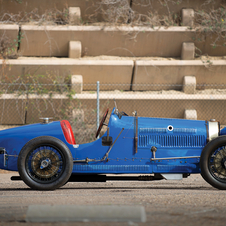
{"left": 0, "top": 23, "right": 19, "bottom": 59}
{"left": 195, "top": 7, "right": 226, "bottom": 48}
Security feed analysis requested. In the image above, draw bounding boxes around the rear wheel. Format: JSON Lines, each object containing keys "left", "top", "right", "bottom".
{"left": 18, "top": 136, "right": 73, "bottom": 190}
{"left": 200, "top": 136, "right": 226, "bottom": 190}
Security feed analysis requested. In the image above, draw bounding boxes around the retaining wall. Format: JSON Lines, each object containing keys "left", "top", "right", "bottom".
{"left": 0, "top": 88, "right": 225, "bottom": 125}
{"left": 0, "top": 58, "right": 133, "bottom": 91}
{"left": 0, "top": 24, "right": 19, "bottom": 37}
{"left": 1, "top": 58, "right": 226, "bottom": 91}
{"left": 25, "top": 93, "right": 226, "bottom": 124}
{"left": 132, "top": 0, "right": 223, "bottom": 17}
{"left": 132, "top": 60, "right": 226, "bottom": 91}
{"left": 0, "top": 24, "right": 19, "bottom": 53}
{"left": 19, "top": 25, "right": 226, "bottom": 57}
{"left": 0, "top": 94, "right": 26, "bottom": 125}
{"left": 0, "top": 0, "right": 131, "bottom": 23}
{"left": 0, "top": 0, "right": 102, "bottom": 22}
{"left": 0, "top": 0, "right": 223, "bottom": 22}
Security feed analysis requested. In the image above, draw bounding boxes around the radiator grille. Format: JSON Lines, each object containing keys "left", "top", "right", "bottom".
{"left": 139, "top": 128, "right": 196, "bottom": 134}
{"left": 138, "top": 135, "right": 205, "bottom": 148}
{"left": 139, "top": 128, "right": 167, "bottom": 133}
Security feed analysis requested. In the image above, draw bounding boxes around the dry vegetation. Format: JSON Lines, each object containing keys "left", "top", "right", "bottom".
{"left": 0, "top": 0, "right": 226, "bottom": 142}
{"left": 0, "top": 8, "right": 69, "bottom": 25}
{"left": 0, "top": 0, "right": 226, "bottom": 59}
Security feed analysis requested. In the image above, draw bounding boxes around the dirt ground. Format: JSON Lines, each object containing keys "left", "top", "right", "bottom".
{"left": 0, "top": 171, "right": 226, "bottom": 226}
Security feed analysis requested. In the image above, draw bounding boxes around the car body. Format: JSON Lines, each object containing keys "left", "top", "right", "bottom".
{"left": 0, "top": 107, "right": 226, "bottom": 190}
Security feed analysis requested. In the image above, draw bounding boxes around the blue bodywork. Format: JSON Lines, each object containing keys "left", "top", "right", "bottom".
{"left": 0, "top": 108, "right": 210, "bottom": 175}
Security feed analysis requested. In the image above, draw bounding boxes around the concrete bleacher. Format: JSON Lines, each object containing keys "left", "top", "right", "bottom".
{"left": 0, "top": 0, "right": 226, "bottom": 125}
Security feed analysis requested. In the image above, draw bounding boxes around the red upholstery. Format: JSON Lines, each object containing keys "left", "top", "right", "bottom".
{"left": 60, "top": 120, "right": 76, "bottom": 145}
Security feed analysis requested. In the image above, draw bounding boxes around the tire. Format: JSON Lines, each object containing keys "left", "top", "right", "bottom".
{"left": 17, "top": 136, "right": 73, "bottom": 190}
{"left": 200, "top": 136, "right": 226, "bottom": 190}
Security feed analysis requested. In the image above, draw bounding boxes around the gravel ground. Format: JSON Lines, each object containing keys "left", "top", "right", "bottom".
{"left": 0, "top": 171, "right": 226, "bottom": 226}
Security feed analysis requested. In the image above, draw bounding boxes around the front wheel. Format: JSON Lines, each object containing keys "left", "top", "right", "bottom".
{"left": 200, "top": 136, "right": 226, "bottom": 190}
{"left": 17, "top": 136, "right": 73, "bottom": 190}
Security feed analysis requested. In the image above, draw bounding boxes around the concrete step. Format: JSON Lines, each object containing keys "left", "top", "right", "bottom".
{"left": 1, "top": 24, "right": 225, "bottom": 58}
{"left": 26, "top": 92, "right": 226, "bottom": 125}
{"left": 19, "top": 25, "right": 226, "bottom": 57}
{"left": 0, "top": 58, "right": 226, "bottom": 91}
{"left": 0, "top": 58, "right": 133, "bottom": 91}
{"left": 0, "top": 92, "right": 225, "bottom": 125}
{"left": 132, "top": 60, "right": 226, "bottom": 91}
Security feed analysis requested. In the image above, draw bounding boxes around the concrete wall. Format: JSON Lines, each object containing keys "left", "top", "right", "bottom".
{"left": 0, "top": 94, "right": 26, "bottom": 125}
{"left": 0, "top": 24, "right": 19, "bottom": 54}
{"left": 0, "top": 0, "right": 101, "bottom": 22}
{"left": 110, "top": 97, "right": 226, "bottom": 123}
{"left": 0, "top": 0, "right": 130, "bottom": 22}
{"left": 19, "top": 25, "right": 226, "bottom": 57}
{"left": 0, "top": 0, "right": 223, "bottom": 22}
{"left": 0, "top": 93, "right": 224, "bottom": 124}
{"left": 1, "top": 58, "right": 226, "bottom": 91}
{"left": 133, "top": 60, "right": 226, "bottom": 91}
{"left": 0, "top": 24, "right": 19, "bottom": 37}
{"left": 132, "top": 0, "right": 223, "bottom": 16}
{"left": 0, "top": 58, "right": 133, "bottom": 91}
{"left": 25, "top": 93, "right": 226, "bottom": 124}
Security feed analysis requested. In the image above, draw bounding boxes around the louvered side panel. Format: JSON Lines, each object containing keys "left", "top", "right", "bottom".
{"left": 138, "top": 135, "right": 205, "bottom": 147}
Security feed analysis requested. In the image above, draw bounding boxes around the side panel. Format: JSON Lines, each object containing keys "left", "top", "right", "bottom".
{"left": 0, "top": 122, "right": 72, "bottom": 171}
{"left": 138, "top": 117, "right": 207, "bottom": 174}
{"left": 71, "top": 110, "right": 207, "bottom": 174}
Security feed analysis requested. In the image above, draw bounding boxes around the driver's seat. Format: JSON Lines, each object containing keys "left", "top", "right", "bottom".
{"left": 60, "top": 120, "right": 76, "bottom": 145}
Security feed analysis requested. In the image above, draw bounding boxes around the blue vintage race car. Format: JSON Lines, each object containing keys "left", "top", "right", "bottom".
{"left": 0, "top": 104, "right": 226, "bottom": 190}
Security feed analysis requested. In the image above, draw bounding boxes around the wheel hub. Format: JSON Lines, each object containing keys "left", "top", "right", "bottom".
{"left": 31, "top": 149, "right": 60, "bottom": 179}
{"left": 40, "top": 158, "right": 51, "bottom": 169}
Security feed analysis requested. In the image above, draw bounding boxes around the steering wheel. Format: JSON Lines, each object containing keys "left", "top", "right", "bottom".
{"left": 96, "top": 108, "right": 109, "bottom": 138}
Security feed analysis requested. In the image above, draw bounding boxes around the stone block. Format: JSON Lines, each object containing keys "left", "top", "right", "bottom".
{"left": 71, "top": 75, "right": 83, "bottom": 93}
{"left": 26, "top": 205, "right": 146, "bottom": 223}
{"left": 184, "top": 109, "right": 197, "bottom": 120}
{"left": 181, "top": 42, "right": 195, "bottom": 60}
{"left": 69, "top": 7, "right": 81, "bottom": 25}
{"left": 69, "top": 41, "right": 82, "bottom": 58}
{"left": 183, "top": 76, "right": 196, "bottom": 94}
{"left": 181, "top": 9, "right": 194, "bottom": 27}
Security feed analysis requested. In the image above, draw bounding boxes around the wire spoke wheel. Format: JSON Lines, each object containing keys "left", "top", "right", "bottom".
{"left": 200, "top": 136, "right": 226, "bottom": 190}
{"left": 26, "top": 145, "right": 64, "bottom": 183}
{"left": 209, "top": 147, "right": 226, "bottom": 182}
{"left": 18, "top": 136, "right": 73, "bottom": 190}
